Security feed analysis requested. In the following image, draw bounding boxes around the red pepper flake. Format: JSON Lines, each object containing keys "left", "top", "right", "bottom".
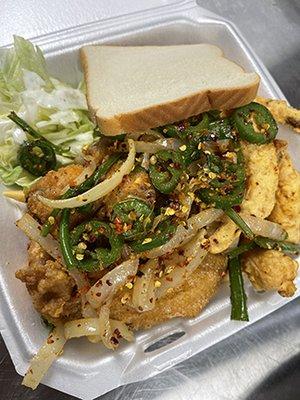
{"left": 166, "top": 277, "right": 173, "bottom": 282}
{"left": 110, "top": 337, "right": 119, "bottom": 346}
{"left": 95, "top": 292, "right": 101, "bottom": 297}
{"left": 106, "top": 279, "right": 112, "bottom": 286}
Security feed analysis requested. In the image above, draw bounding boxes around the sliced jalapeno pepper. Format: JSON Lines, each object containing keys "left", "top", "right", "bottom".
{"left": 149, "top": 150, "right": 184, "bottom": 194}
{"left": 233, "top": 102, "right": 278, "bottom": 144}
{"left": 160, "top": 113, "right": 210, "bottom": 140}
{"left": 18, "top": 140, "right": 56, "bottom": 177}
{"left": 197, "top": 144, "right": 246, "bottom": 208}
{"left": 130, "top": 220, "right": 176, "bottom": 253}
{"left": 193, "top": 118, "right": 235, "bottom": 143}
{"left": 112, "top": 198, "right": 153, "bottom": 240}
{"left": 70, "top": 220, "right": 123, "bottom": 270}
{"left": 41, "top": 153, "right": 121, "bottom": 236}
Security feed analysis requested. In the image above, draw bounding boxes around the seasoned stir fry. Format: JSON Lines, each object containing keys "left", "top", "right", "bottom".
{"left": 1, "top": 38, "right": 299, "bottom": 391}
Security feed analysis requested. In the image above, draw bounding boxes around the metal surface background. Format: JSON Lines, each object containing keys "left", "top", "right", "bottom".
{"left": 1, "top": 1, "right": 300, "bottom": 399}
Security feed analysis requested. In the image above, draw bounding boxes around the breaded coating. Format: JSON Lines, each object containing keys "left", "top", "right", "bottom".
{"left": 240, "top": 141, "right": 278, "bottom": 218}
{"left": 256, "top": 96, "right": 300, "bottom": 133}
{"left": 110, "top": 253, "right": 227, "bottom": 330}
{"left": 243, "top": 249, "right": 298, "bottom": 297}
{"left": 103, "top": 167, "right": 156, "bottom": 214}
{"left": 269, "top": 140, "right": 300, "bottom": 243}
{"left": 27, "top": 164, "right": 84, "bottom": 223}
{"left": 209, "top": 141, "right": 278, "bottom": 253}
{"left": 16, "top": 242, "right": 81, "bottom": 320}
{"left": 208, "top": 218, "right": 240, "bottom": 254}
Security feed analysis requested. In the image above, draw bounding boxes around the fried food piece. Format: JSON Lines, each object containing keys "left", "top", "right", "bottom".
{"left": 110, "top": 253, "right": 227, "bottom": 330}
{"left": 243, "top": 249, "right": 298, "bottom": 297}
{"left": 269, "top": 140, "right": 300, "bottom": 243}
{"left": 209, "top": 141, "right": 278, "bottom": 253}
{"left": 27, "top": 164, "right": 84, "bottom": 223}
{"left": 256, "top": 96, "right": 300, "bottom": 133}
{"left": 240, "top": 141, "right": 278, "bottom": 218}
{"left": 16, "top": 242, "right": 81, "bottom": 320}
{"left": 103, "top": 167, "right": 156, "bottom": 213}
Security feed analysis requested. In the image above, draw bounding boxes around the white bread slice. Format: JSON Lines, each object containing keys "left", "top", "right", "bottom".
{"left": 80, "top": 44, "right": 260, "bottom": 135}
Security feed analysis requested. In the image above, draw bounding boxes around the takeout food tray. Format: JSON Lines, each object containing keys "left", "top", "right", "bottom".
{"left": 0, "top": 1, "right": 299, "bottom": 399}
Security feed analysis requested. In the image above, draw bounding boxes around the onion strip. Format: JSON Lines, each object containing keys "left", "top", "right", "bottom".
{"left": 86, "top": 258, "right": 139, "bottom": 309}
{"left": 134, "top": 138, "right": 181, "bottom": 153}
{"left": 38, "top": 139, "right": 136, "bottom": 209}
{"left": 156, "top": 232, "right": 208, "bottom": 299}
{"left": 22, "top": 324, "right": 66, "bottom": 390}
{"left": 17, "top": 213, "right": 62, "bottom": 260}
{"left": 145, "top": 209, "right": 223, "bottom": 258}
{"left": 132, "top": 259, "right": 157, "bottom": 312}
{"left": 64, "top": 318, "right": 134, "bottom": 342}
{"left": 241, "top": 213, "right": 286, "bottom": 240}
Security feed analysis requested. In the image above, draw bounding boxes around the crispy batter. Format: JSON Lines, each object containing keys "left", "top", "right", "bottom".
{"left": 209, "top": 141, "right": 279, "bottom": 253}
{"left": 16, "top": 242, "right": 81, "bottom": 321}
{"left": 240, "top": 141, "right": 278, "bottom": 218}
{"left": 256, "top": 96, "right": 300, "bottom": 133}
{"left": 27, "top": 164, "right": 84, "bottom": 223}
{"left": 269, "top": 140, "right": 300, "bottom": 243}
{"left": 243, "top": 249, "right": 298, "bottom": 297}
{"left": 102, "top": 167, "right": 156, "bottom": 213}
{"left": 110, "top": 253, "right": 227, "bottom": 330}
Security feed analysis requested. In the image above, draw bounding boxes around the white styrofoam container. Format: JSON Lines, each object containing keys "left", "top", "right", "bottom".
{"left": 0, "top": 2, "right": 299, "bottom": 399}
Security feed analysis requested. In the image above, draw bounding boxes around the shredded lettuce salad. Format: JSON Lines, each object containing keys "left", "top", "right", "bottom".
{"left": 0, "top": 36, "right": 95, "bottom": 188}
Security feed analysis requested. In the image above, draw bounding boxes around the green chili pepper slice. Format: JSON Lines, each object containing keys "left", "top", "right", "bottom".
{"left": 160, "top": 113, "right": 210, "bottom": 140}
{"left": 41, "top": 153, "right": 121, "bottom": 236}
{"left": 8, "top": 111, "right": 71, "bottom": 157}
{"left": 18, "top": 140, "right": 57, "bottom": 177}
{"left": 149, "top": 150, "right": 184, "bottom": 194}
{"left": 229, "top": 256, "right": 249, "bottom": 321}
{"left": 130, "top": 221, "right": 176, "bottom": 253}
{"left": 193, "top": 118, "right": 235, "bottom": 143}
{"left": 233, "top": 102, "right": 278, "bottom": 144}
{"left": 197, "top": 144, "right": 246, "bottom": 208}
{"left": 112, "top": 198, "right": 153, "bottom": 240}
{"left": 254, "top": 236, "right": 300, "bottom": 254}
{"left": 70, "top": 220, "right": 123, "bottom": 270}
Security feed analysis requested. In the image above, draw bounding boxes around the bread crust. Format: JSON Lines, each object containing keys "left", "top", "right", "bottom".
{"left": 80, "top": 47, "right": 260, "bottom": 136}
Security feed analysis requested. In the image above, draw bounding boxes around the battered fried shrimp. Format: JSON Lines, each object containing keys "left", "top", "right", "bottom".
{"left": 269, "top": 140, "right": 300, "bottom": 243}
{"left": 243, "top": 249, "right": 298, "bottom": 297}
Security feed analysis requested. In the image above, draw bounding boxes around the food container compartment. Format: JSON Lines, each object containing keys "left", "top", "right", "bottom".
{"left": 0, "top": 1, "right": 299, "bottom": 399}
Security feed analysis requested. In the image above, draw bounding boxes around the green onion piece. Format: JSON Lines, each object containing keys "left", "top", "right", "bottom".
{"left": 228, "top": 242, "right": 255, "bottom": 259}
{"left": 229, "top": 256, "right": 249, "bottom": 321}
{"left": 254, "top": 236, "right": 300, "bottom": 254}
{"left": 59, "top": 209, "right": 76, "bottom": 269}
{"left": 225, "top": 208, "right": 255, "bottom": 239}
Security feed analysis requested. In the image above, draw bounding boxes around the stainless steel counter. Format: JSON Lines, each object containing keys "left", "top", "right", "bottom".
{"left": 1, "top": 1, "right": 299, "bottom": 399}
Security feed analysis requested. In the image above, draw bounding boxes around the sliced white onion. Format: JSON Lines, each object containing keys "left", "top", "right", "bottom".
{"left": 38, "top": 139, "right": 136, "bottom": 209}
{"left": 86, "top": 258, "right": 139, "bottom": 309}
{"left": 134, "top": 138, "right": 181, "bottom": 153}
{"left": 132, "top": 259, "right": 157, "bottom": 312}
{"left": 65, "top": 317, "right": 134, "bottom": 344}
{"left": 17, "top": 213, "right": 62, "bottom": 260}
{"left": 141, "top": 152, "right": 150, "bottom": 170}
{"left": 98, "top": 300, "right": 114, "bottom": 349}
{"left": 241, "top": 213, "right": 286, "bottom": 240}
{"left": 156, "top": 232, "right": 208, "bottom": 299}
{"left": 22, "top": 324, "right": 66, "bottom": 390}
{"left": 145, "top": 208, "right": 223, "bottom": 259}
